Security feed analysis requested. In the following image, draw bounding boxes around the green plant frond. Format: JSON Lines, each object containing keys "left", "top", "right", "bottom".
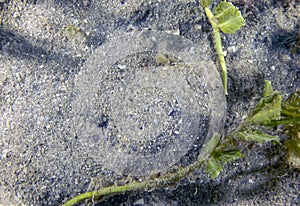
{"left": 206, "top": 157, "right": 222, "bottom": 179}
{"left": 285, "top": 138, "right": 300, "bottom": 168}
{"left": 215, "top": 150, "right": 244, "bottom": 163}
{"left": 285, "top": 139, "right": 300, "bottom": 156}
{"left": 248, "top": 82, "right": 299, "bottom": 126}
{"left": 206, "top": 149, "right": 244, "bottom": 179}
{"left": 263, "top": 80, "right": 274, "bottom": 97}
{"left": 200, "top": 0, "right": 213, "bottom": 8}
{"left": 203, "top": 132, "right": 221, "bottom": 155}
{"left": 214, "top": 1, "right": 245, "bottom": 34}
{"left": 238, "top": 130, "right": 281, "bottom": 144}
{"left": 282, "top": 90, "right": 300, "bottom": 118}
{"left": 247, "top": 92, "right": 282, "bottom": 125}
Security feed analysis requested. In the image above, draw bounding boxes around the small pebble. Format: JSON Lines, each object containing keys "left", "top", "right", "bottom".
{"left": 227, "top": 45, "right": 237, "bottom": 53}
{"left": 270, "top": 65, "right": 275, "bottom": 71}
{"left": 248, "top": 60, "right": 254, "bottom": 64}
